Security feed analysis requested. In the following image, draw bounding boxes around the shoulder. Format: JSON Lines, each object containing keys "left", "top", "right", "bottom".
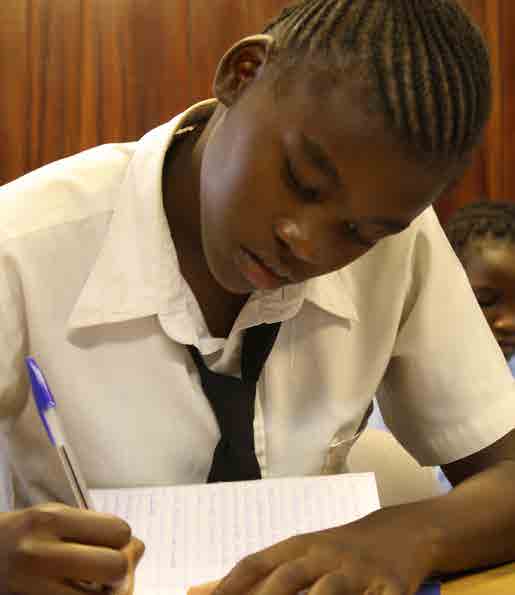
{"left": 0, "top": 142, "right": 136, "bottom": 244}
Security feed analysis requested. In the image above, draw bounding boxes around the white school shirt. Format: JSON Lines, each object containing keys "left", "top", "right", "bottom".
{"left": 1, "top": 99, "right": 515, "bottom": 508}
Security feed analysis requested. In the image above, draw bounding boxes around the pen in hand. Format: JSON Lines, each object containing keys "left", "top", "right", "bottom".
{"left": 26, "top": 357, "right": 93, "bottom": 509}
{"left": 25, "top": 357, "right": 106, "bottom": 592}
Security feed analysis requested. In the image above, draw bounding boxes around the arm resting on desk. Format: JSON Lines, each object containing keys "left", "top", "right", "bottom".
{"left": 213, "top": 430, "right": 515, "bottom": 595}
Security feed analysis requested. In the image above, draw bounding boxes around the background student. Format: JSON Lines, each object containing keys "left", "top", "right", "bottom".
{"left": 445, "top": 200, "right": 515, "bottom": 365}
{"left": 365, "top": 201, "right": 515, "bottom": 495}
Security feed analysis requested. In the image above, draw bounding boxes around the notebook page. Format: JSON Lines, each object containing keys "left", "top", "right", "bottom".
{"left": 92, "top": 473, "right": 379, "bottom": 595}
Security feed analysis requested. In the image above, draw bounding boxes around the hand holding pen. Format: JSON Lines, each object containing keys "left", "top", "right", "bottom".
{"left": 0, "top": 358, "right": 144, "bottom": 595}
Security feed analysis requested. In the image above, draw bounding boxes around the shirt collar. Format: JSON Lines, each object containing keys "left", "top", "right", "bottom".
{"left": 68, "top": 99, "right": 217, "bottom": 331}
{"left": 68, "top": 99, "right": 359, "bottom": 341}
{"left": 305, "top": 269, "right": 359, "bottom": 322}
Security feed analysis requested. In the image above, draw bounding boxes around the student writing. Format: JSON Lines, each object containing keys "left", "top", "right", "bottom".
{"left": 1, "top": 2, "right": 515, "bottom": 594}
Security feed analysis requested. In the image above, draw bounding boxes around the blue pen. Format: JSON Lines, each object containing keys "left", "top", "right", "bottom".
{"left": 25, "top": 357, "right": 93, "bottom": 509}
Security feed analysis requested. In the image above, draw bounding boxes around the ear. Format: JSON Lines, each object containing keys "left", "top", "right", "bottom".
{"left": 213, "top": 35, "right": 276, "bottom": 107}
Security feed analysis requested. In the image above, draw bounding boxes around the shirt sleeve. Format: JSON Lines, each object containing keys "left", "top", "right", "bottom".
{"left": 0, "top": 238, "right": 29, "bottom": 434}
{"left": 377, "top": 208, "right": 515, "bottom": 466}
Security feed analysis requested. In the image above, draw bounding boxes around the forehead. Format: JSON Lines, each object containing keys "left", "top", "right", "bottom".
{"left": 267, "top": 67, "right": 450, "bottom": 220}
{"left": 463, "top": 239, "right": 515, "bottom": 284}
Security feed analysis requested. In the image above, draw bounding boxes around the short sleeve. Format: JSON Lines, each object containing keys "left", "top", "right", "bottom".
{"left": 0, "top": 240, "right": 28, "bottom": 433}
{"left": 377, "top": 209, "right": 515, "bottom": 466}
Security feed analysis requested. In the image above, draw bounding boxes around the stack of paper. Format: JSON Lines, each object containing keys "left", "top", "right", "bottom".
{"left": 92, "top": 473, "right": 380, "bottom": 595}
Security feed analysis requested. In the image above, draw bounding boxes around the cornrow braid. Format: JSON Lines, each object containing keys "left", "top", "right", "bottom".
{"left": 445, "top": 201, "right": 515, "bottom": 258}
{"left": 263, "top": 0, "right": 492, "bottom": 166}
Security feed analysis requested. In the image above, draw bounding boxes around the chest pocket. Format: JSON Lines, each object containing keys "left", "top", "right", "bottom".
{"left": 321, "top": 402, "right": 374, "bottom": 475}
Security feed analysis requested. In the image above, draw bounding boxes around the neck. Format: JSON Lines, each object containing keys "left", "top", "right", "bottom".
{"left": 162, "top": 108, "right": 249, "bottom": 338}
{"left": 162, "top": 124, "right": 204, "bottom": 248}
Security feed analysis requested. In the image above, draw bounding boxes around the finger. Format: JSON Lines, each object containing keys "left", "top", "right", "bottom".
{"left": 252, "top": 557, "right": 318, "bottom": 595}
{"left": 11, "top": 538, "right": 128, "bottom": 585}
{"left": 10, "top": 575, "right": 91, "bottom": 595}
{"left": 215, "top": 536, "right": 309, "bottom": 595}
{"left": 308, "top": 572, "right": 359, "bottom": 595}
{"left": 252, "top": 545, "right": 348, "bottom": 595}
{"left": 25, "top": 503, "right": 132, "bottom": 549}
{"left": 110, "top": 537, "right": 146, "bottom": 595}
{"left": 309, "top": 571, "right": 402, "bottom": 595}
{"left": 123, "top": 537, "right": 145, "bottom": 568}
{"left": 188, "top": 580, "right": 221, "bottom": 595}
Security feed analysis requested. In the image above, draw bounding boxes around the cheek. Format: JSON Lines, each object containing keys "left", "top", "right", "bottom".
{"left": 481, "top": 307, "right": 498, "bottom": 330}
{"left": 319, "top": 226, "right": 371, "bottom": 271}
{"left": 201, "top": 125, "right": 278, "bottom": 224}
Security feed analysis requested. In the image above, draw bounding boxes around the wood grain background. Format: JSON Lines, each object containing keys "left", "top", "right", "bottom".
{"left": 1, "top": 0, "right": 514, "bottom": 221}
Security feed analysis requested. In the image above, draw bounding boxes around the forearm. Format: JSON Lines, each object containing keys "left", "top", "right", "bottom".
{"left": 377, "top": 459, "right": 515, "bottom": 577}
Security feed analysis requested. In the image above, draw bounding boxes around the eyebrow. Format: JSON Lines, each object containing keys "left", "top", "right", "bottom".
{"left": 300, "top": 133, "right": 341, "bottom": 188}
{"left": 359, "top": 217, "right": 410, "bottom": 234}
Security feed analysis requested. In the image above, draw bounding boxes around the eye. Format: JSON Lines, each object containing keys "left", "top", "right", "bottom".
{"left": 341, "top": 220, "right": 375, "bottom": 248}
{"left": 474, "top": 288, "right": 499, "bottom": 308}
{"left": 283, "top": 157, "right": 321, "bottom": 202}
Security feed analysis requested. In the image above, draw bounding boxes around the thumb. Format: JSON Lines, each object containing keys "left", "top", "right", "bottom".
{"left": 128, "top": 537, "right": 145, "bottom": 567}
{"left": 188, "top": 580, "right": 221, "bottom": 595}
{"left": 113, "top": 537, "right": 146, "bottom": 595}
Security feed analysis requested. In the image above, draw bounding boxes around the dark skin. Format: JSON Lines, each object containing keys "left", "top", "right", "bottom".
{"left": 163, "top": 37, "right": 443, "bottom": 338}
{"left": 3, "top": 35, "right": 515, "bottom": 595}
{"left": 462, "top": 238, "right": 515, "bottom": 360}
{"left": 165, "top": 36, "right": 515, "bottom": 595}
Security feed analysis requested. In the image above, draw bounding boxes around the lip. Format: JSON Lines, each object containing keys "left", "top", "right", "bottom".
{"left": 235, "top": 247, "right": 292, "bottom": 291}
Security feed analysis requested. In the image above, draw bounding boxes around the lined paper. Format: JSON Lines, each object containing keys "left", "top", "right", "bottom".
{"left": 92, "top": 473, "right": 379, "bottom": 595}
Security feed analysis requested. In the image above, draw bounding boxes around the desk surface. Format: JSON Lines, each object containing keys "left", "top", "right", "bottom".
{"left": 442, "top": 562, "right": 515, "bottom": 594}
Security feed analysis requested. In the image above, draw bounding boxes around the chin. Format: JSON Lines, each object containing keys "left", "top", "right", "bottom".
{"left": 207, "top": 257, "right": 251, "bottom": 295}
{"left": 219, "top": 277, "right": 252, "bottom": 295}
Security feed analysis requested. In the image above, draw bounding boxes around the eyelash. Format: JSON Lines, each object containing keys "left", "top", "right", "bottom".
{"left": 478, "top": 298, "right": 498, "bottom": 309}
{"left": 284, "top": 158, "right": 321, "bottom": 202}
{"left": 475, "top": 290, "right": 499, "bottom": 308}
{"left": 342, "top": 221, "right": 375, "bottom": 248}
{"left": 282, "top": 160, "right": 375, "bottom": 249}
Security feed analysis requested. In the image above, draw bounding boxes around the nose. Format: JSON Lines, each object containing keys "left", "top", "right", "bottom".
{"left": 273, "top": 218, "right": 321, "bottom": 266}
{"left": 492, "top": 307, "right": 515, "bottom": 334}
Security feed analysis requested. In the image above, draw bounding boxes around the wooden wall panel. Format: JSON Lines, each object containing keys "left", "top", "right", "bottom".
{"left": 1, "top": 0, "right": 515, "bottom": 229}
{"left": 0, "top": 0, "right": 190, "bottom": 184}
{"left": 500, "top": 1, "right": 515, "bottom": 203}
{"left": 189, "top": 0, "right": 252, "bottom": 103}
{"left": 483, "top": 0, "right": 504, "bottom": 201}
{"left": 249, "top": 0, "right": 294, "bottom": 31}
{"left": 436, "top": 0, "right": 490, "bottom": 222}
{"left": 0, "top": 0, "right": 30, "bottom": 184}
{"left": 27, "top": 0, "right": 82, "bottom": 171}
{"left": 436, "top": 0, "right": 515, "bottom": 221}
{"left": 189, "top": 0, "right": 291, "bottom": 103}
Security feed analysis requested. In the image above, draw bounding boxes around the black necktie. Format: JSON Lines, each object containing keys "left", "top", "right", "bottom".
{"left": 188, "top": 322, "right": 281, "bottom": 483}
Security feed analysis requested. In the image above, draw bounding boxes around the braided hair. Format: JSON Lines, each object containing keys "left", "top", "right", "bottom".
{"left": 262, "top": 0, "right": 492, "bottom": 167}
{"left": 445, "top": 201, "right": 515, "bottom": 259}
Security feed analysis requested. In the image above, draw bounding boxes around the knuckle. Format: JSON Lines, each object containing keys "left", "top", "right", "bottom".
{"left": 24, "top": 502, "right": 65, "bottom": 530}
{"left": 365, "top": 574, "right": 409, "bottom": 595}
{"left": 9, "top": 535, "right": 41, "bottom": 572}
{"left": 308, "top": 541, "right": 340, "bottom": 557}
{"left": 234, "top": 553, "right": 266, "bottom": 576}
{"left": 273, "top": 559, "right": 308, "bottom": 585}
{"left": 316, "top": 572, "right": 349, "bottom": 593}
